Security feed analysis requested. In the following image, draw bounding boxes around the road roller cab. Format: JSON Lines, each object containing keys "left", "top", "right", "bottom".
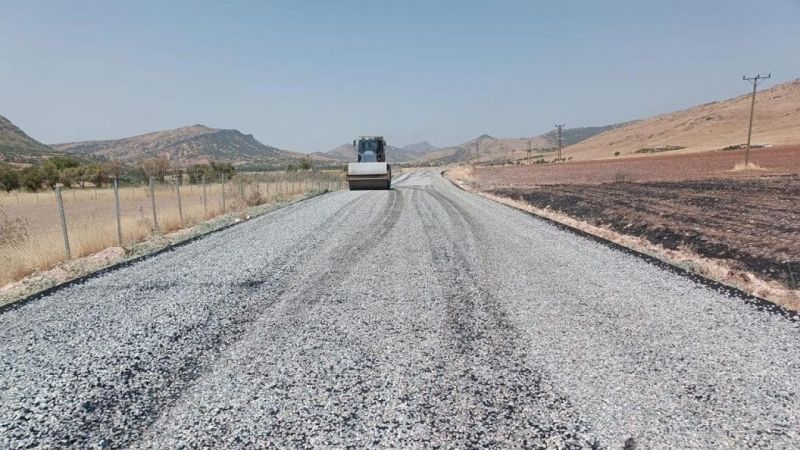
{"left": 346, "top": 136, "right": 392, "bottom": 190}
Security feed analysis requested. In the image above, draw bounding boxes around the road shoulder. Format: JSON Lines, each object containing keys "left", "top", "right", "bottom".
{"left": 443, "top": 168, "right": 800, "bottom": 313}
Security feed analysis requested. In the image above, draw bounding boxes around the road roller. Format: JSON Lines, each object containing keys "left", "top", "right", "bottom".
{"left": 346, "top": 136, "right": 391, "bottom": 190}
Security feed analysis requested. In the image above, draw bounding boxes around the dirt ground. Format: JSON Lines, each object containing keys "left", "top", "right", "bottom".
{"left": 475, "top": 145, "right": 800, "bottom": 186}
{"left": 455, "top": 146, "right": 800, "bottom": 298}
{"left": 488, "top": 177, "right": 800, "bottom": 289}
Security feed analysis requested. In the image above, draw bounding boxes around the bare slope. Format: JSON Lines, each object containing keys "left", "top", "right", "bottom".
{"left": 416, "top": 134, "right": 550, "bottom": 166}
{"left": 414, "top": 125, "right": 627, "bottom": 166}
{"left": 0, "top": 115, "right": 62, "bottom": 163}
{"left": 53, "top": 125, "right": 305, "bottom": 166}
{"left": 564, "top": 78, "right": 800, "bottom": 160}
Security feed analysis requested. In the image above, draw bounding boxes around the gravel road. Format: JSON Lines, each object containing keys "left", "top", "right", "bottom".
{"left": 2, "top": 170, "right": 799, "bottom": 449}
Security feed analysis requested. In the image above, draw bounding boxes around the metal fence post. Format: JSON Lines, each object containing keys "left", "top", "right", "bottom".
{"left": 202, "top": 175, "right": 207, "bottom": 218}
{"left": 221, "top": 174, "right": 226, "bottom": 213}
{"left": 149, "top": 178, "right": 160, "bottom": 233}
{"left": 175, "top": 179, "right": 184, "bottom": 227}
{"left": 113, "top": 178, "right": 122, "bottom": 245}
{"left": 55, "top": 187, "right": 71, "bottom": 259}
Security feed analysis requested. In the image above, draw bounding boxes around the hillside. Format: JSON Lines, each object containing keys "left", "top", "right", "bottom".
{"left": 53, "top": 125, "right": 308, "bottom": 166}
{"left": 0, "top": 115, "right": 63, "bottom": 163}
{"left": 541, "top": 124, "right": 634, "bottom": 148}
{"left": 413, "top": 125, "right": 625, "bottom": 166}
{"left": 563, "top": 78, "right": 800, "bottom": 160}
{"left": 318, "top": 140, "right": 440, "bottom": 163}
{"left": 396, "top": 141, "right": 439, "bottom": 161}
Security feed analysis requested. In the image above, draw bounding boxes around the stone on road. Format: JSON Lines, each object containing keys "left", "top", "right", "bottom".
{"left": 1, "top": 171, "right": 798, "bottom": 449}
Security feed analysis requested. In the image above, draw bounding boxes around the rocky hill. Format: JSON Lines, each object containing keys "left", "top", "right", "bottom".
{"left": 412, "top": 125, "right": 626, "bottom": 166}
{"left": 396, "top": 141, "right": 439, "bottom": 160}
{"left": 563, "top": 78, "right": 800, "bottom": 160}
{"left": 318, "top": 140, "right": 440, "bottom": 163}
{"left": 53, "top": 125, "right": 308, "bottom": 166}
{"left": 0, "top": 115, "right": 63, "bottom": 164}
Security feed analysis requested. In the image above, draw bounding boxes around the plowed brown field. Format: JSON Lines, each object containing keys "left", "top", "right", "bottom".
{"left": 475, "top": 145, "right": 800, "bottom": 187}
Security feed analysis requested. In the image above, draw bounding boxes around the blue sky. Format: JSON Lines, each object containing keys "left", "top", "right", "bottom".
{"left": 2, "top": 0, "right": 799, "bottom": 152}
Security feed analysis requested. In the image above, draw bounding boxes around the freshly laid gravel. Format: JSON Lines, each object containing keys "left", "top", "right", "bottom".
{"left": 1, "top": 171, "right": 798, "bottom": 448}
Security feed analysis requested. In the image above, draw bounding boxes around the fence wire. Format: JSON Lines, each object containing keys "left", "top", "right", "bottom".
{"left": 0, "top": 170, "right": 346, "bottom": 286}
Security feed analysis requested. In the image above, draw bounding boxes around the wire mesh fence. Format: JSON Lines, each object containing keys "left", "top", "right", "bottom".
{"left": 0, "top": 170, "right": 346, "bottom": 286}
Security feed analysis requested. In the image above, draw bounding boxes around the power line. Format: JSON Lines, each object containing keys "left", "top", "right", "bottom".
{"left": 742, "top": 74, "right": 771, "bottom": 169}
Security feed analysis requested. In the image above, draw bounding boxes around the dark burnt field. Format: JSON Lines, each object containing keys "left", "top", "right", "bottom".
{"left": 488, "top": 175, "right": 800, "bottom": 289}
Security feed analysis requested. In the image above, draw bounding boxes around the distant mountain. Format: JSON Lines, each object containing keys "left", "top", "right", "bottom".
{"left": 412, "top": 134, "right": 550, "bottom": 166}
{"left": 541, "top": 124, "right": 634, "bottom": 148}
{"left": 316, "top": 143, "right": 356, "bottom": 162}
{"left": 0, "top": 115, "right": 63, "bottom": 163}
{"left": 563, "top": 78, "right": 800, "bottom": 160}
{"left": 52, "top": 125, "right": 308, "bottom": 166}
{"left": 396, "top": 141, "right": 439, "bottom": 160}
{"left": 411, "top": 125, "right": 630, "bottom": 166}
{"left": 317, "top": 140, "right": 439, "bottom": 163}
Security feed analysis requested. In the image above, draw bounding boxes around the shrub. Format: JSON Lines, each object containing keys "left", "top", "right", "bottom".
{"left": 0, "top": 211, "right": 28, "bottom": 247}
{"left": 42, "top": 162, "right": 60, "bottom": 189}
{"left": 635, "top": 145, "right": 685, "bottom": 154}
{"left": 47, "top": 155, "right": 80, "bottom": 170}
{"left": 299, "top": 157, "right": 313, "bottom": 171}
{"left": 138, "top": 158, "right": 171, "bottom": 182}
{"left": 20, "top": 166, "right": 45, "bottom": 192}
{"left": 0, "top": 164, "right": 21, "bottom": 192}
{"left": 613, "top": 171, "right": 632, "bottom": 182}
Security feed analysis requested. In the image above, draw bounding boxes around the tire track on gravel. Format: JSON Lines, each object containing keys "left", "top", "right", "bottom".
{"left": 0, "top": 192, "right": 378, "bottom": 449}
{"left": 122, "top": 191, "right": 402, "bottom": 447}
{"left": 132, "top": 190, "right": 404, "bottom": 448}
{"left": 409, "top": 184, "right": 601, "bottom": 448}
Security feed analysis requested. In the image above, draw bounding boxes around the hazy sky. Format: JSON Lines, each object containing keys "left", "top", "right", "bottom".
{"left": 2, "top": 0, "right": 799, "bottom": 152}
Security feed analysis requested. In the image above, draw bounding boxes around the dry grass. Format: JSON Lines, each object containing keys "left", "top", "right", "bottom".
{"left": 445, "top": 165, "right": 475, "bottom": 183}
{"left": 562, "top": 79, "right": 800, "bottom": 160}
{"left": 0, "top": 171, "right": 345, "bottom": 286}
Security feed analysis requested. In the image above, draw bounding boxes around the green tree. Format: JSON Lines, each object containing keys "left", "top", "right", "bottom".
{"left": 60, "top": 166, "right": 83, "bottom": 188}
{"left": 47, "top": 155, "right": 80, "bottom": 170}
{"left": 299, "top": 157, "right": 313, "bottom": 171}
{"left": 20, "top": 166, "right": 45, "bottom": 192}
{"left": 187, "top": 164, "right": 213, "bottom": 184}
{"left": 0, "top": 164, "right": 21, "bottom": 192}
{"left": 42, "top": 161, "right": 60, "bottom": 189}
{"left": 83, "top": 163, "right": 109, "bottom": 187}
{"left": 209, "top": 161, "right": 235, "bottom": 180}
{"left": 105, "top": 160, "right": 126, "bottom": 181}
{"left": 138, "top": 158, "right": 170, "bottom": 182}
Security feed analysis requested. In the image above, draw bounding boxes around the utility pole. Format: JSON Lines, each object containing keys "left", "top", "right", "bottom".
{"left": 527, "top": 139, "right": 532, "bottom": 165}
{"left": 742, "top": 73, "right": 771, "bottom": 168}
{"left": 475, "top": 139, "right": 480, "bottom": 162}
{"left": 555, "top": 124, "right": 565, "bottom": 161}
